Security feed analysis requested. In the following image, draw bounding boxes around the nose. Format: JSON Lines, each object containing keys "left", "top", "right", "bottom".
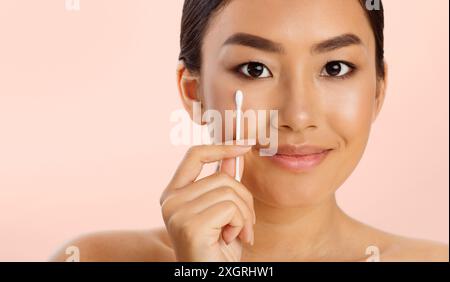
{"left": 276, "top": 73, "right": 320, "bottom": 133}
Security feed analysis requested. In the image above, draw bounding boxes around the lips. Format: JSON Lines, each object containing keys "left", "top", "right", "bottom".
{"left": 269, "top": 145, "right": 333, "bottom": 172}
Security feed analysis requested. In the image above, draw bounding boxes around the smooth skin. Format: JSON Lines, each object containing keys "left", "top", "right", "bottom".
{"left": 51, "top": 0, "right": 448, "bottom": 262}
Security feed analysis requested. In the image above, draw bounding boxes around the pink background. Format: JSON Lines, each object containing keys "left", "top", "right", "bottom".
{"left": 0, "top": 0, "right": 448, "bottom": 261}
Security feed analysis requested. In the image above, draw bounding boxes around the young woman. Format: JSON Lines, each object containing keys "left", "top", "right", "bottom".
{"left": 51, "top": 0, "right": 448, "bottom": 262}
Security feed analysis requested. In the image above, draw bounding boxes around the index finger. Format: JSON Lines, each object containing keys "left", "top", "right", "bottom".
{"left": 167, "top": 143, "right": 253, "bottom": 191}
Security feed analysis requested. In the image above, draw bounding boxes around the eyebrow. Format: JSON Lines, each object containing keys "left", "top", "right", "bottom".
{"left": 312, "top": 33, "right": 362, "bottom": 53}
{"left": 222, "top": 33, "right": 285, "bottom": 53}
{"left": 222, "top": 32, "right": 362, "bottom": 54}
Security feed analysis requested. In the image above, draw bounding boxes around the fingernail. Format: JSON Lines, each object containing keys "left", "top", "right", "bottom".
{"left": 234, "top": 146, "right": 252, "bottom": 153}
{"left": 246, "top": 228, "right": 253, "bottom": 244}
{"left": 217, "top": 139, "right": 256, "bottom": 146}
{"left": 251, "top": 231, "right": 254, "bottom": 246}
{"left": 236, "top": 144, "right": 252, "bottom": 149}
{"left": 236, "top": 139, "right": 256, "bottom": 146}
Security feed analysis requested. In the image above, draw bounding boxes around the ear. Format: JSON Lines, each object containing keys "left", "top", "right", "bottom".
{"left": 372, "top": 62, "right": 388, "bottom": 123}
{"left": 176, "top": 61, "right": 205, "bottom": 125}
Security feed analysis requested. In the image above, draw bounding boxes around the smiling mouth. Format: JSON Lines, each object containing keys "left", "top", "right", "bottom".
{"left": 268, "top": 147, "right": 333, "bottom": 172}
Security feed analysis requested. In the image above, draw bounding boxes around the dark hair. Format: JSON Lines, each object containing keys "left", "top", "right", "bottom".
{"left": 179, "top": 0, "right": 385, "bottom": 79}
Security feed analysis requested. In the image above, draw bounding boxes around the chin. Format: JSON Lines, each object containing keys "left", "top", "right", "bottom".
{"left": 244, "top": 169, "right": 336, "bottom": 208}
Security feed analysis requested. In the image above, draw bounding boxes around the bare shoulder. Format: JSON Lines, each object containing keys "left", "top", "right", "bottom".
{"left": 355, "top": 223, "right": 448, "bottom": 261}
{"left": 380, "top": 234, "right": 449, "bottom": 262}
{"left": 49, "top": 227, "right": 176, "bottom": 262}
{"left": 344, "top": 218, "right": 448, "bottom": 262}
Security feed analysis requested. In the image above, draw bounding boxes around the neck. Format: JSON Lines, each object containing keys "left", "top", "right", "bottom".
{"left": 241, "top": 194, "right": 347, "bottom": 261}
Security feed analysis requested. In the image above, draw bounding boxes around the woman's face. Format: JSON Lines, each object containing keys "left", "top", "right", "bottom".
{"left": 195, "top": 0, "right": 385, "bottom": 207}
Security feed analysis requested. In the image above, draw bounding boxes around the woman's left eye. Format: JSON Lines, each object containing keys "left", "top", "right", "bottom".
{"left": 320, "top": 61, "right": 355, "bottom": 78}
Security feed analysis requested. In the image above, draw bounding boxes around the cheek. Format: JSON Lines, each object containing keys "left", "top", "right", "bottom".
{"left": 322, "top": 81, "right": 375, "bottom": 146}
{"left": 201, "top": 68, "right": 236, "bottom": 143}
{"left": 319, "top": 79, "right": 376, "bottom": 194}
{"left": 202, "top": 72, "right": 235, "bottom": 112}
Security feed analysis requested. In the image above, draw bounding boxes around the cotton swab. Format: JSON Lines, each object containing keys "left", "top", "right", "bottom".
{"left": 235, "top": 90, "right": 243, "bottom": 182}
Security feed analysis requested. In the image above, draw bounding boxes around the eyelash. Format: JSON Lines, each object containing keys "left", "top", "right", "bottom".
{"left": 321, "top": 60, "right": 357, "bottom": 80}
{"left": 233, "top": 60, "right": 357, "bottom": 80}
{"left": 234, "top": 61, "right": 273, "bottom": 80}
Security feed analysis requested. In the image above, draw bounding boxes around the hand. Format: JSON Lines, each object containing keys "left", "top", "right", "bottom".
{"left": 160, "top": 144, "right": 256, "bottom": 261}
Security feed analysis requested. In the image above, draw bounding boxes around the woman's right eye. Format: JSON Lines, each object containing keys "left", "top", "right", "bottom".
{"left": 237, "top": 62, "right": 272, "bottom": 79}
